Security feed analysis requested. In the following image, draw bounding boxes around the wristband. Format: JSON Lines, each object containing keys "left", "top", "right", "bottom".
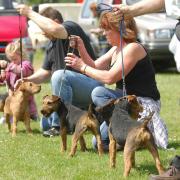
{"left": 83, "top": 65, "right": 88, "bottom": 74}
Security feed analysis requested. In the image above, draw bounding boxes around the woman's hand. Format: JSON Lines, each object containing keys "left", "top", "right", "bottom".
{"left": 64, "top": 53, "right": 86, "bottom": 73}
{"left": 112, "top": 5, "right": 133, "bottom": 21}
{"left": 0, "top": 70, "right": 6, "bottom": 80}
{"left": 69, "top": 35, "right": 85, "bottom": 50}
{"left": 0, "top": 60, "right": 8, "bottom": 69}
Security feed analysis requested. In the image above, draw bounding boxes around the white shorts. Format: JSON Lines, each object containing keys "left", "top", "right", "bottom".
{"left": 137, "top": 97, "right": 168, "bottom": 149}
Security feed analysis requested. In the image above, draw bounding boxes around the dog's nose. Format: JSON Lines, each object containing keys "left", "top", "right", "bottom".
{"left": 40, "top": 109, "right": 45, "bottom": 114}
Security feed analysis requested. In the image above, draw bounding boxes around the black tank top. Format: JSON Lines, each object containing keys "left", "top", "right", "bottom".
{"left": 116, "top": 45, "right": 160, "bottom": 100}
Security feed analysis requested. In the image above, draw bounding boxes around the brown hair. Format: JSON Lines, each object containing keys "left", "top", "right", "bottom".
{"left": 40, "top": 7, "right": 64, "bottom": 23}
{"left": 99, "top": 11, "right": 138, "bottom": 43}
{"left": 5, "top": 39, "right": 28, "bottom": 61}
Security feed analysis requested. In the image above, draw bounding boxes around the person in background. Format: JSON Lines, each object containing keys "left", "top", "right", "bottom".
{"left": 63, "top": 9, "right": 168, "bottom": 150}
{"left": 16, "top": 5, "right": 99, "bottom": 137}
{"left": 0, "top": 40, "right": 38, "bottom": 121}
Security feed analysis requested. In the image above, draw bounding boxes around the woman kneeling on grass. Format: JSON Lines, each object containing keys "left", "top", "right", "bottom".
{"left": 52, "top": 9, "right": 168, "bottom": 150}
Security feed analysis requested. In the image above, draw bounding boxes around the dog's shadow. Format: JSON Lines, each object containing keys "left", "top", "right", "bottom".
{"left": 19, "top": 128, "right": 41, "bottom": 135}
{"left": 167, "top": 141, "right": 180, "bottom": 150}
{"left": 134, "top": 163, "right": 159, "bottom": 175}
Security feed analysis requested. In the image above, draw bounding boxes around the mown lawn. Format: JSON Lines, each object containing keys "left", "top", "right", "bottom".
{"left": 0, "top": 50, "right": 180, "bottom": 180}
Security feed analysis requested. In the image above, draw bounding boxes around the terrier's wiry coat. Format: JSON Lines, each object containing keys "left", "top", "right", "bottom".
{"left": 4, "top": 81, "right": 41, "bottom": 136}
{"left": 95, "top": 95, "right": 164, "bottom": 177}
{"left": 41, "top": 95, "right": 103, "bottom": 156}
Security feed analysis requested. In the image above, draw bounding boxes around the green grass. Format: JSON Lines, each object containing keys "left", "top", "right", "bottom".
{"left": 0, "top": 50, "right": 180, "bottom": 180}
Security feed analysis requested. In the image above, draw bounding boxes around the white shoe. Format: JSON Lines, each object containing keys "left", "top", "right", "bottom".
{"left": 0, "top": 116, "right": 5, "bottom": 124}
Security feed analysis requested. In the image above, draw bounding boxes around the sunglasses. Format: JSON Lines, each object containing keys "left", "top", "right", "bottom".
{"left": 96, "top": 3, "right": 113, "bottom": 16}
{"left": 97, "top": 3, "right": 126, "bottom": 35}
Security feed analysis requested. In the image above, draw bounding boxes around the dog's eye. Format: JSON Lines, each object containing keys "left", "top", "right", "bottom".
{"left": 47, "top": 101, "right": 52, "bottom": 105}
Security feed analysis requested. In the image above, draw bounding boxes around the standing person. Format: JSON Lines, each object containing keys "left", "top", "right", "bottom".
{"left": 63, "top": 10, "right": 168, "bottom": 150}
{"left": 0, "top": 40, "right": 38, "bottom": 121}
{"left": 16, "top": 5, "right": 101, "bottom": 137}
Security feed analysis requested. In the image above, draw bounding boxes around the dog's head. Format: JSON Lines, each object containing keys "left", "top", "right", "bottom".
{"left": 114, "top": 95, "right": 143, "bottom": 119}
{"left": 94, "top": 95, "right": 143, "bottom": 123}
{"left": 16, "top": 81, "right": 41, "bottom": 94}
{"left": 41, "top": 95, "right": 62, "bottom": 117}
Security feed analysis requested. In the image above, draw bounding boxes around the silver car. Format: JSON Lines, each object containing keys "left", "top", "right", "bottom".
{"left": 123, "top": 0, "right": 178, "bottom": 64}
{"left": 78, "top": 0, "right": 178, "bottom": 68}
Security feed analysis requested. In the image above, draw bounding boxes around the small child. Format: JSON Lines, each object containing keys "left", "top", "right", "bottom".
{"left": 0, "top": 40, "right": 38, "bottom": 120}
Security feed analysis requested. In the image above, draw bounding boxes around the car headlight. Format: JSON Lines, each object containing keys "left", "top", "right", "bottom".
{"left": 148, "top": 29, "right": 174, "bottom": 39}
{"left": 154, "top": 29, "right": 173, "bottom": 39}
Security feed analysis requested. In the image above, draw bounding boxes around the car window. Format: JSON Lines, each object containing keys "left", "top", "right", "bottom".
{"left": 0, "top": 0, "right": 14, "bottom": 10}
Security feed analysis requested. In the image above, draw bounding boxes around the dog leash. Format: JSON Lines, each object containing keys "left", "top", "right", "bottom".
{"left": 119, "top": 17, "right": 127, "bottom": 97}
{"left": 59, "top": 36, "right": 76, "bottom": 96}
{"left": 19, "top": 14, "right": 23, "bottom": 80}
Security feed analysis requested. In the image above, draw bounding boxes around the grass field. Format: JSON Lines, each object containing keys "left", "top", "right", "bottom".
{"left": 0, "top": 50, "right": 180, "bottom": 180}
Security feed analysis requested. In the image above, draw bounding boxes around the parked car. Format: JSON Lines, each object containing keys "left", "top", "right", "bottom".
{"left": 78, "top": 0, "right": 178, "bottom": 69}
{"left": 0, "top": 0, "right": 34, "bottom": 62}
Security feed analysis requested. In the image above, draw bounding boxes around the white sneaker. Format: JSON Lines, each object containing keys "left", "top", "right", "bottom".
{"left": 0, "top": 116, "right": 5, "bottom": 124}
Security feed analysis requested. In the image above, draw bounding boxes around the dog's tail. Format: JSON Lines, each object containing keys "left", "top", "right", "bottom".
{"left": 141, "top": 111, "right": 154, "bottom": 128}
{"left": 87, "top": 103, "right": 97, "bottom": 119}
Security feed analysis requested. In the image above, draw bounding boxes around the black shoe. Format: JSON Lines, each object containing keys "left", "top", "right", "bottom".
{"left": 43, "top": 127, "right": 60, "bottom": 137}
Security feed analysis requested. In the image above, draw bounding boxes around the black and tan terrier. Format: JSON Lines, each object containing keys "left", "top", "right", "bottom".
{"left": 95, "top": 95, "right": 164, "bottom": 177}
{"left": 4, "top": 81, "right": 41, "bottom": 137}
{"left": 41, "top": 95, "right": 103, "bottom": 156}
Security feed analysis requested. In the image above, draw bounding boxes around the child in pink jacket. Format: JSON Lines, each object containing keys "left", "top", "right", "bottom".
{"left": 0, "top": 40, "right": 38, "bottom": 120}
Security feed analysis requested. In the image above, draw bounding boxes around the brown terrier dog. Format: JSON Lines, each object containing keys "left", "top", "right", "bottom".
{"left": 41, "top": 95, "right": 103, "bottom": 156}
{"left": 4, "top": 81, "right": 41, "bottom": 137}
{"left": 95, "top": 95, "right": 164, "bottom": 177}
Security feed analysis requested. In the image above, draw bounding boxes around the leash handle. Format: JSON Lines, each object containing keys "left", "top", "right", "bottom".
{"left": 59, "top": 36, "right": 75, "bottom": 96}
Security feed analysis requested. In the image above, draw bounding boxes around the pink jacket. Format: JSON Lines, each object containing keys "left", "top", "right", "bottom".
{"left": 5, "top": 60, "right": 33, "bottom": 90}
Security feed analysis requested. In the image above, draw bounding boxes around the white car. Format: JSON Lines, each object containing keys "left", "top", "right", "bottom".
{"left": 78, "top": 0, "right": 178, "bottom": 69}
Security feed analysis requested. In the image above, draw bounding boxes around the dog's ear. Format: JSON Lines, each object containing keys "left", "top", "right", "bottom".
{"left": 43, "top": 95, "right": 49, "bottom": 100}
{"left": 51, "top": 95, "right": 60, "bottom": 103}
{"left": 15, "top": 80, "right": 23, "bottom": 91}
{"left": 127, "top": 95, "right": 137, "bottom": 104}
{"left": 18, "top": 82, "right": 25, "bottom": 92}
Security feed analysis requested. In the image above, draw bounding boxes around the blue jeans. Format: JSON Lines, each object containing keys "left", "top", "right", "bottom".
{"left": 51, "top": 70, "right": 103, "bottom": 109}
{"left": 40, "top": 112, "right": 60, "bottom": 131}
{"left": 91, "top": 86, "right": 123, "bottom": 151}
